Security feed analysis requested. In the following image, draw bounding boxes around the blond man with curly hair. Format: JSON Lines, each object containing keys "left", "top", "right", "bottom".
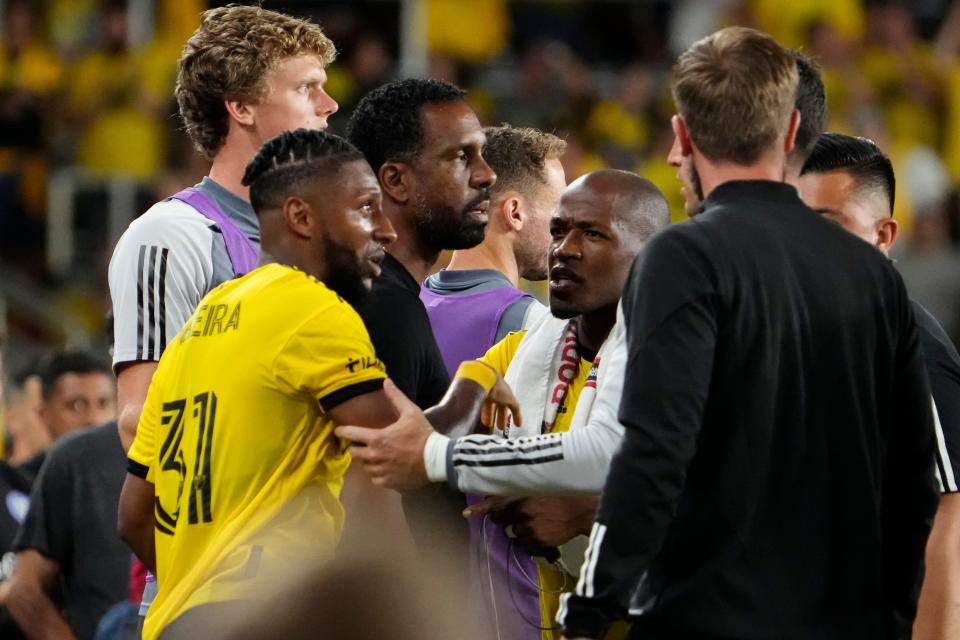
{"left": 106, "top": 4, "right": 338, "bottom": 629}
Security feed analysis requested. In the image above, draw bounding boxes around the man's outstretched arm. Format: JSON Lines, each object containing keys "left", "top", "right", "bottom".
{"left": 337, "top": 327, "right": 627, "bottom": 496}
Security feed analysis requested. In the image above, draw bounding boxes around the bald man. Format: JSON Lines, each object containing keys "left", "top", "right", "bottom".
{"left": 339, "top": 170, "right": 670, "bottom": 639}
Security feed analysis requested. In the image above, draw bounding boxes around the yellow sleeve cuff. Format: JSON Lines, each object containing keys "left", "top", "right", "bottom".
{"left": 454, "top": 360, "right": 499, "bottom": 394}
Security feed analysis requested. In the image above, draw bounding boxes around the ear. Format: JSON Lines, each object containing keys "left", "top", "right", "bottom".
{"left": 784, "top": 108, "right": 801, "bottom": 155}
{"left": 282, "top": 196, "right": 313, "bottom": 239}
{"left": 378, "top": 162, "right": 411, "bottom": 205}
{"left": 224, "top": 97, "right": 256, "bottom": 127}
{"left": 876, "top": 217, "right": 898, "bottom": 254}
{"left": 500, "top": 194, "right": 523, "bottom": 232}
{"left": 671, "top": 115, "right": 693, "bottom": 156}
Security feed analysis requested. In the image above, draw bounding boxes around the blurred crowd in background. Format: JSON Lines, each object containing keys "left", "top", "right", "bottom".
{"left": 3, "top": 0, "right": 960, "bottom": 372}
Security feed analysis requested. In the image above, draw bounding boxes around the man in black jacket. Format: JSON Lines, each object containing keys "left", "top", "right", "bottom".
{"left": 798, "top": 132, "right": 960, "bottom": 640}
{"left": 559, "top": 27, "right": 938, "bottom": 640}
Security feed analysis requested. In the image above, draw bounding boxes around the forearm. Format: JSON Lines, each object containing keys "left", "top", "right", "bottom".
{"left": 914, "top": 494, "right": 960, "bottom": 640}
{"left": 116, "top": 361, "right": 158, "bottom": 452}
{"left": 121, "top": 520, "right": 156, "bottom": 575}
{"left": 558, "top": 429, "right": 666, "bottom": 638}
{"left": 118, "top": 475, "right": 157, "bottom": 573}
{"left": 6, "top": 577, "right": 77, "bottom": 640}
{"left": 426, "top": 415, "right": 623, "bottom": 496}
{"left": 424, "top": 366, "right": 495, "bottom": 438}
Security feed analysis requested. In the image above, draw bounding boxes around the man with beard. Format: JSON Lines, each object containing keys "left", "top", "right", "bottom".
{"left": 116, "top": 130, "right": 415, "bottom": 639}
{"left": 797, "top": 133, "right": 960, "bottom": 640}
{"left": 346, "top": 79, "right": 496, "bottom": 573}
{"left": 421, "top": 125, "right": 566, "bottom": 376}
{"left": 667, "top": 49, "right": 826, "bottom": 217}
{"left": 347, "top": 78, "right": 496, "bottom": 409}
{"left": 560, "top": 28, "right": 936, "bottom": 639}
{"left": 418, "top": 124, "right": 565, "bottom": 640}
{"left": 338, "top": 169, "right": 669, "bottom": 640}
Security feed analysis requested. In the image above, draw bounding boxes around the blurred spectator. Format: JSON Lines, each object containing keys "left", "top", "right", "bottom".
{"left": 427, "top": 0, "right": 509, "bottom": 64}
{"left": 67, "top": 0, "right": 167, "bottom": 180}
{"left": 859, "top": 4, "right": 944, "bottom": 150}
{"left": 2, "top": 369, "right": 48, "bottom": 469}
{"left": 0, "top": 349, "right": 116, "bottom": 638}
{"left": 894, "top": 200, "right": 960, "bottom": 345}
{"left": 35, "top": 350, "right": 115, "bottom": 447}
{"left": 584, "top": 63, "right": 656, "bottom": 169}
{"left": 45, "top": 0, "right": 100, "bottom": 58}
{"left": 804, "top": 20, "right": 875, "bottom": 135}
{"left": 751, "top": 0, "right": 864, "bottom": 49}
{"left": 0, "top": 0, "right": 63, "bottom": 256}
{"left": 326, "top": 32, "right": 394, "bottom": 119}
{"left": 3, "top": 420, "right": 129, "bottom": 640}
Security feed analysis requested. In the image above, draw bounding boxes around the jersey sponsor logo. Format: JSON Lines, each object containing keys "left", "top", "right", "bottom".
{"left": 551, "top": 331, "right": 580, "bottom": 404}
{"left": 181, "top": 302, "right": 241, "bottom": 343}
{"left": 345, "top": 356, "right": 383, "bottom": 374}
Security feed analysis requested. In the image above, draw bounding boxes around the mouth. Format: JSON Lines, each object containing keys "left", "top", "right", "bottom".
{"left": 366, "top": 248, "right": 385, "bottom": 278}
{"left": 548, "top": 264, "right": 583, "bottom": 294}
{"left": 467, "top": 198, "right": 490, "bottom": 221}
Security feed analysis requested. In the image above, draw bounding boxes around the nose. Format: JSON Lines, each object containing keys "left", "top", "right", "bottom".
{"left": 552, "top": 232, "right": 581, "bottom": 260}
{"left": 470, "top": 154, "right": 496, "bottom": 191}
{"left": 316, "top": 89, "right": 338, "bottom": 118}
{"left": 373, "top": 211, "right": 397, "bottom": 247}
{"left": 667, "top": 135, "right": 682, "bottom": 168}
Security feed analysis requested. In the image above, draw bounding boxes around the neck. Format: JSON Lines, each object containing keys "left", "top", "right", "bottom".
{"left": 259, "top": 240, "right": 324, "bottom": 281}
{"left": 696, "top": 151, "right": 788, "bottom": 201}
{"left": 382, "top": 202, "right": 438, "bottom": 284}
{"left": 575, "top": 303, "right": 617, "bottom": 356}
{"left": 207, "top": 128, "right": 269, "bottom": 202}
{"left": 446, "top": 235, "right": 519, "bottom": 286}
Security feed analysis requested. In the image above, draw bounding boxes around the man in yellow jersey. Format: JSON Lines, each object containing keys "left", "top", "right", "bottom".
{"left": 117, "top": 129, "right": 520, "bottom": 640}
{"left": 340, "top": 169, "right": 670, "bottom": 639}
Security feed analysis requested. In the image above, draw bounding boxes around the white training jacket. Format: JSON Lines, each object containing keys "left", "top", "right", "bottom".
{"left": 423, "top": 318, "right": 627, "bottom": 496}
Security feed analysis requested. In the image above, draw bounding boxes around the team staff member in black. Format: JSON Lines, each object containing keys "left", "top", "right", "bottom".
{"left": 346, "top": 79, "right": 496, "bottom": 409}
{"left": 798, "top": 133, "right": 960, "bottom": 640}
{"left": 559, "top": 27, "right": 937, "bottom": 640}
{"left": 345, "top": 79, "right": 496, "bottom": 581}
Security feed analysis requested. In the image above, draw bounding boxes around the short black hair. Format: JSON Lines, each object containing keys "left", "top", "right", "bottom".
{"left": 37, "top": 350, "right": 111, "bottom": 400}
{"left": 242, "top": 129, "right": 366, "bottom": 213}
{"left": 792, "top": 50, "right": 827, "bottom": 162}
{"left": 801, "top": 132, "right": 896, "bottom": 215}
{"left": 346, "top": 79, "right": 467, "bottom": 172}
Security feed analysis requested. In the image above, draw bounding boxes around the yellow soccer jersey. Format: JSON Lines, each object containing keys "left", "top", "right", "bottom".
{"left": 479, "top": 330, "right": 591, "bottom": 437}
{"left": 478, "top": 330, "right": 598, "bottom": 640}
{"left": 128, "top": 263, "right": 385, "bottom": 639}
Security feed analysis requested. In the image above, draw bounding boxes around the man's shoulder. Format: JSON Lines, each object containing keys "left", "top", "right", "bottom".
{"left": 110, "top": 199, "right": 214, "bottom": 268}
{"left": 46, "top": 422, "right": 122, "bottom": 462}
{"left": 913, "top": 300, "right": 960, "bottom": 372}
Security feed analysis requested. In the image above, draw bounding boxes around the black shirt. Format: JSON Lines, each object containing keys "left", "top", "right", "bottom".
{"left": 14, "top": 423, "right": 131, "bottom": 640}
{"left": 561, "top": 181, "right": 938, "bottom": 640}
{"left": 359, "top": 252, "right": 450, "bottom": 409}
{"left": 358, "top": 253, "right": 468, "bottom": 572}
{"left": 0, "top": 463, "right": 33, "bottom": 558}
{"left": 914, "top": 300, "right": 960, "bottom": 492}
